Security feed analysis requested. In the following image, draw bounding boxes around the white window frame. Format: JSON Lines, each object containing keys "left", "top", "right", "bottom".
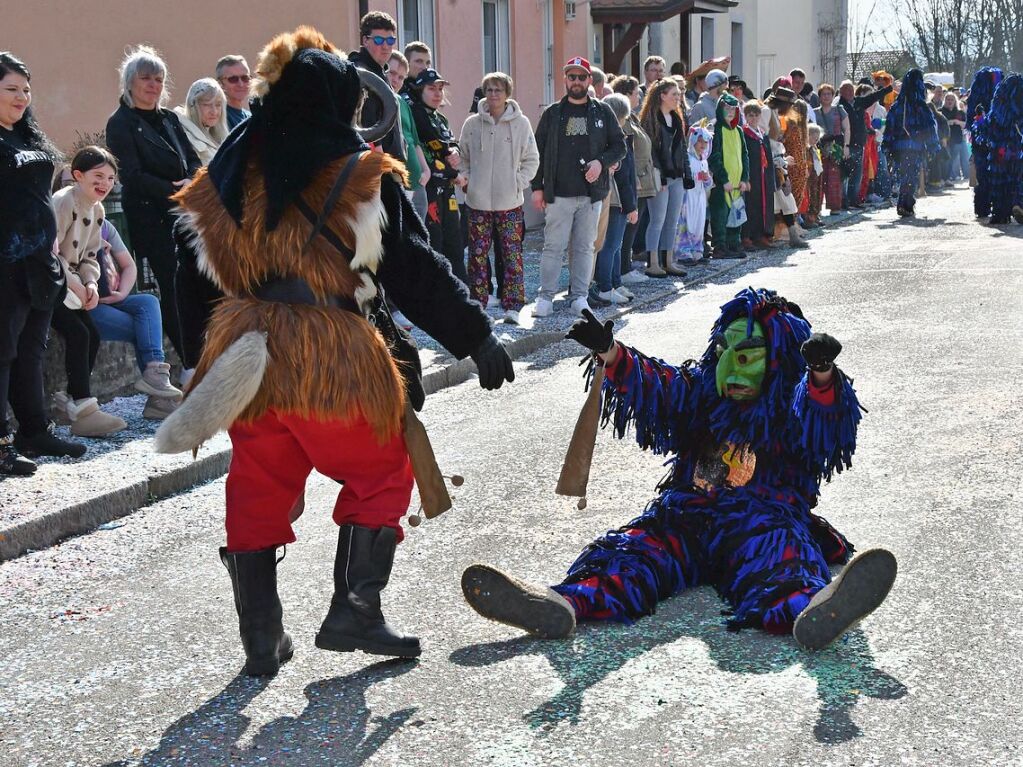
{"left": 397, "top": 0, "right": 435, "bottom": 55}
{"left": 482, "top": 0, "right": 511, "bottom": 75}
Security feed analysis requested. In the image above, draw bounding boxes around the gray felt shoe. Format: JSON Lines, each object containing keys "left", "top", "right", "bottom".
{"left": 793, "top": 548, "right": 898, "bottom": 651}
{"left": 461, "top": 564, "right": 576, "bottom": 639}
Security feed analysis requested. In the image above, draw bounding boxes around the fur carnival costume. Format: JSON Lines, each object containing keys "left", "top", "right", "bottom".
{"left": 156, "top": 27, "right": 511, "bottom": 676}
{"left": 971, "top": 72, "right": 1023, "bottom": 224}
{"left": 463, "top": 288, "right": 897, "bottom": 650}
{"left": 966, "top": 67, "right": 1004, "bottom": 219}
{"left": 881, "top": 69, "right": 939, "bottom": 218}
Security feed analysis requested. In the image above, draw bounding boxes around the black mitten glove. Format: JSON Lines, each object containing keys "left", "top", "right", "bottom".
{"left": 800, "top": 332, "right": 842, "bottom": 372}
{"left": 565, "top": 308, "right": 614, "bottom": 354}
{"left": 683, "top": 173, "right": 696, "bottom": 190}
{"left": 470, "top": 333, "right": 515, "bottom": 390}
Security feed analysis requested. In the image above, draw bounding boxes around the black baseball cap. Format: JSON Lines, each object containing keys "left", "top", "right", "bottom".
{"left": 411, "top": 68, "right": 449, "bottom": 89}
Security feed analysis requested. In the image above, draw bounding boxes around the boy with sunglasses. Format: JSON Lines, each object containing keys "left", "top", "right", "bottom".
{"left": 348, "top": 11, "right": 406, "bottom": 162}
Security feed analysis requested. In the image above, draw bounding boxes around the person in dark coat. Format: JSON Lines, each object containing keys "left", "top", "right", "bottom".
{"left": 105, "top": 45, "right": 201, "bottom": 365}
{"left": 348, "top": 11, "right": 406, "bottom": 163}
{"left": 740, "top": 100, "right": 776, "bottom": 249}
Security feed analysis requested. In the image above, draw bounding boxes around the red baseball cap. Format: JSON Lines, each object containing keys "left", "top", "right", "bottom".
{"left": 564, "top": 56, "right": 592, "bottom": 75}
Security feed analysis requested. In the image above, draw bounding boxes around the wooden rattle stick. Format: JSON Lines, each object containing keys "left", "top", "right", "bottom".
{"left": 556, "top": 362, "right": 606, "bottom": 502}
{"left": 403, "top": 402, "right": 452, "bottom": 520}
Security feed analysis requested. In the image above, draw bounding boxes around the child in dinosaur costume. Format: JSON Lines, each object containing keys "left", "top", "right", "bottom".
{"left": 156, "top": 27, "right": 514, "bottom": 676}
{"left": 707, "top": 93, "right": 750, "bottom": 258}
{"left": 972, "top": 73, "right": 1023, "bottom": 225}
{"left": 463, "top": 287, "right": 897, "bottom": 650}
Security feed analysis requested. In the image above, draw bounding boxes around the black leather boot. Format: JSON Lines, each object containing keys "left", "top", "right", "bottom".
{"left": 315, "top": 525, "right": 421, "bottom": 658}
{"left": 220, "top": 546, "right": 294, "bottom": 676}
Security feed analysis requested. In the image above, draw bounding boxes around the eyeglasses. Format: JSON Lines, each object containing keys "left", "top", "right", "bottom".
{"left": 567, "top": 73, "right": 590, "bottom": 82}
{"left": 221, "top": 74, "right": 251, "bottom": 85}
{"left": 368, "top": 35, "right": 397, "bottom": 46}
{"left": 484, "top": 87, "right": 506, "bottom": 94}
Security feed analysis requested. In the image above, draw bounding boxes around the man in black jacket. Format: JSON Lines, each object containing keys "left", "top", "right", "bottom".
{"left": 348, "top": 11, "right": 406, "bottom": 163}
{"left": 838, "top": 80, "right": 892, "bottom": 207}
{"left": 531, "top": 56, "right": 627, "bottom": 318}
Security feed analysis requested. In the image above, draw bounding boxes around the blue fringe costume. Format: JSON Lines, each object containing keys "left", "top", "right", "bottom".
{"left": 972, "top": 74, "right": 1023, "bottom": 224}
{"left": 552, "top": 288, "right": 865, "bottom": 633}
{"left": 967, "top": 67, "right": 1004, "bottom": 219}
{"left": 881, "top": 70, "right": 939, "bottom": 216}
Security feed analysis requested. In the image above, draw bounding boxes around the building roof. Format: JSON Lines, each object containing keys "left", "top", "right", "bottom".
{"left": 846, "top": 49, "right": 918, "bottom": 79}
{"left": 591, "top": 0, "right": 737, "bottom": 24}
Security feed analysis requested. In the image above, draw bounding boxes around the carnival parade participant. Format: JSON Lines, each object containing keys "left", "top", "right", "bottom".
{"left": 881, "top": 69, "right": 939, "bottom": 219}
{"left": 973, "top": 73, "right": 1023, "bottom": 225}
{"left": 967, "top": 67, "right": 1005, "bottom": 220}
{"left": 155, "top": 27, "right": 514, "bottom": 676}
{"left": 462, "top": 287, "right": 897, "bottom": 651}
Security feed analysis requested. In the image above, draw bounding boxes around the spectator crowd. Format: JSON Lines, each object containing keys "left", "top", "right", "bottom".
{"left": 0, "top": 10, "right": 987, "bottom": 477}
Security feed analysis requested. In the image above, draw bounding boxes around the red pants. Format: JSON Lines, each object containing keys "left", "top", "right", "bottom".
{"left": 225, "top": 409, "right": 413, "bottom": 551}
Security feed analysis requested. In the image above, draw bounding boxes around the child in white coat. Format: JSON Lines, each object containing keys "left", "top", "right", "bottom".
{"left": 672, "top": 124, "right": 714, "bottom": 264}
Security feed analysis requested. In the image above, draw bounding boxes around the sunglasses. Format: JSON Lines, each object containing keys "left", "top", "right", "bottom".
{"left": 567, "top": 73, "right": 590, "bottom": 82}
{"left": 368, "top": 35, "right": 397, "bottom": 46}
{"left": 221, "top": 74, "right": 251, "bottom": 85}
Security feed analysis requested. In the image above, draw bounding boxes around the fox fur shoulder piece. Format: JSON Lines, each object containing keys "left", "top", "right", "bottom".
{"left": 252, "top": 26, "right": 341, "bottom": 99}
{"left": 172, "top": 151, "right": 410, "bottom": 441}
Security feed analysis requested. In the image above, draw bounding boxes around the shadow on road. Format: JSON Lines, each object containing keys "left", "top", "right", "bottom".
{"left": 450, "top": 587, "right": 905, "bottom": 745}
{"left": 106, "top": 658, "right": 419, "bottom": 767}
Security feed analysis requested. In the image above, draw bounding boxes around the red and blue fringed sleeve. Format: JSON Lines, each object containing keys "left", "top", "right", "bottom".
{"left": 594, "top": 344, "right": 697, "bottom": 455}
{"left": 791, "top": 367, "right": 865, "bottom": 482}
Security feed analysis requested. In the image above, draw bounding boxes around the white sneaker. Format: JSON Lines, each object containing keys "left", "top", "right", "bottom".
{"left": 620, "top": 270, "right": 649, "bottom": 285}
{"left": 532, "top": 298, "right": 554, "bottom": 318}
{"left": 391, "top": 310, "right": 413, "bottom": 331}
{"left": 503, "top": 308, "right": 520, "bottom": 325}
{"left": 614, "top": 286, "right": 634, "bottom": 301}
{"left": 570, "top": 297, "right": 591, "bottom": 316}
{"left": 596, "top": 289, "right": 627, "bottom": 304}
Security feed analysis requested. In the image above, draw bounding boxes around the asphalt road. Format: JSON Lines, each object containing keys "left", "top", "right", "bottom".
{"left": 2, "top": 187, "right": 1021, "bottom": 767}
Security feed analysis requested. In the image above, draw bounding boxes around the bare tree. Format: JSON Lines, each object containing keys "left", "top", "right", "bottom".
{"left": 883, "top": 0, "right": 1016, "bottom": 82}
{"left": 847, "top": 0, "right": 879, "bottom": 79}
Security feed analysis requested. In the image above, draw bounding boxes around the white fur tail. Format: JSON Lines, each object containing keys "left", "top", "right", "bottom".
{"left": 154, "top": 331, "right": 269, "bottom": 454}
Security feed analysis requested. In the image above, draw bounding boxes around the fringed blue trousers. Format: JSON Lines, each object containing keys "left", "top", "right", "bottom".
{"left": 552, "top": 491, "right": 853, "bottom": 634}
{"left": 988, "top": 159, "right": 1023, "bottom": 223}
{"left": 892, "top": 150, "right": 927, "bottom": 213}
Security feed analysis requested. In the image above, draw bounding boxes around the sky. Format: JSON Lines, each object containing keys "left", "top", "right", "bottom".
{"left": 847, "top": 0, "right": 900, "bottom": 52}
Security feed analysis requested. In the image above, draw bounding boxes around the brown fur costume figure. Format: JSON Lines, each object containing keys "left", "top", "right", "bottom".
{"left": 155, "top": 27, "right": 514, "bottom": 676}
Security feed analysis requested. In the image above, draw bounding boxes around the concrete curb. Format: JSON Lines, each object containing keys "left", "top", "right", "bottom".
{"left": 0, "top": 207, "right": 868, "bottom": 561}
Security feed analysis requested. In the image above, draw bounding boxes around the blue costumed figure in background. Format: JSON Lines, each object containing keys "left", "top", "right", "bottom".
{"left": 973, "top": 73, "right": 1023, "bottom": 225}
{"left": 462, "top": 288, "right": 897, "bottom": 650}
{"left": 966, "top": 66, "right": 1003, "bottom": 219}
{"left": 881, "top": 69, "right": 939, "bottom": 219}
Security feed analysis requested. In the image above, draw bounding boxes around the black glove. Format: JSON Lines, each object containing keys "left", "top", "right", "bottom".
{"left": 682, "top": 173, "right": 696, "bottom": 190}
{"left": 470, "top": 333, "right": 515, "bottom": 390}
{"left": 566, "top": 308, "right": 614, "bottom": 354}
{"left": 800, "top": 333, "right": 842, "bottom": 372}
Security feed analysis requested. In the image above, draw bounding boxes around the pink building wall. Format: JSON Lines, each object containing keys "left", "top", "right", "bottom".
{"left": 5, "top": 0, "right": 362, "bottom": 151}
{"left": 7, "top": 1, "right": 592, "bottom": 153}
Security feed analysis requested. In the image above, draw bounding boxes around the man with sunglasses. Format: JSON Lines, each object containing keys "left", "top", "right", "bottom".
{"left": 216, "top": 55, "right": 251, "bottom": 130}
{"left": 531, "top": 56, "right": 626, "bottom": 318}
{"left": 348, "top": 11, "right": 406, "bottom": 162}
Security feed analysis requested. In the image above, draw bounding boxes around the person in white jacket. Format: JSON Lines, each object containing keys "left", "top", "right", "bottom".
{"left": 458, "top": 73, "right": 539, "bottom": 325}
{"left": 174, "top": 78, "right": 229, "bottom": 166}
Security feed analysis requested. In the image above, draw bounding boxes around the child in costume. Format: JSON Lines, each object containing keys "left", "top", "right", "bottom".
{"left": 966, "top": 67, "right": 1003, "bottom": 219}
{"left": 463, "top": 288, "right": 897, "bottom": 651}
{"left": 156, "top": 27, "right": 514, "bottom": 676}
{"left": 707, "top": 93, "right": 749, "bottom": 258}
{"left": 740, "top": 100, "right": 776, "bottom": 250}
{"left": 672, "top": 124, "right": 713, "bottom": 265}
{"left": 881, "top": 69, "right": 939, "bottom": 218}
{"left": 972, "top": 73, "right": 1023, "bottom": 225}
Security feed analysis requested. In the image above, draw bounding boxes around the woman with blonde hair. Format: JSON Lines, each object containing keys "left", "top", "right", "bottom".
{"left": 175, "top": 78, "right": 229, "bottom": 165}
